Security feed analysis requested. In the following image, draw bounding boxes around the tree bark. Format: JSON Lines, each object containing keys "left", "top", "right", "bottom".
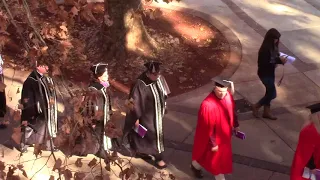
{"left": 103, "top": 0, "right": 157, "bottom": 61}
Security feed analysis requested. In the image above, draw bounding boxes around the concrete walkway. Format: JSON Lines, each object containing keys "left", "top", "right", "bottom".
{"left": 148, "top": 0, "right": 320, "bottom": 179}
{"left": 1, "top": 0, "right": 320, "bottom": 179}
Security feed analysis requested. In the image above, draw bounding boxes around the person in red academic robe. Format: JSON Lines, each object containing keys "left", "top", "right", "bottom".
{"left": 190, "top": 76, "right": 240, "bottom": 180}
{"left": 291, "top": 103, "right": 320, "bottom": 180}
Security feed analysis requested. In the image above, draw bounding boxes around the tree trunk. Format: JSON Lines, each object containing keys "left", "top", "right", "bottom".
{"left": 102, "top": 0, "right": 157, "bottom": 61}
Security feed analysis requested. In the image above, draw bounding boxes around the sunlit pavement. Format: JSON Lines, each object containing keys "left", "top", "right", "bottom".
{"left": 150, "top": 0, "right": 320, "bottom": 179}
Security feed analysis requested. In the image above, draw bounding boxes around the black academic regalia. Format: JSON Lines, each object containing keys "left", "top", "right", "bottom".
{"left": 0, "top": 74, "right": 6, "bottom": 117}
{"left": 88, "top": 82, "right": 114, "bottom": 151}
{"left": 123, "top": 72, "right": 169, "bottom": 156}
{"left": 74, "top": 82, "right": 118, "bottom": 158}
{"left": 20, "top": 71, "right": 58, "bottom": 147}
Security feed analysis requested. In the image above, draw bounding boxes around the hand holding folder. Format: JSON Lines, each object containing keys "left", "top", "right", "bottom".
{"left": 133, "top": 124, "right": 147, "bottom": 138}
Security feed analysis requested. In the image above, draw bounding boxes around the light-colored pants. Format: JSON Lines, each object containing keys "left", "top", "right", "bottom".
{"left": 192, "top": 160, "right": 226, "bottom": 180}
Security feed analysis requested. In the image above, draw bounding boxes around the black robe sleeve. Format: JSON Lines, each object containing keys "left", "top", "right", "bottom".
{"left": 21, "top": 78, "right": 38, "bottom": 122}
{"left": 123, "top": 80, "right": 145, "bottom": 133}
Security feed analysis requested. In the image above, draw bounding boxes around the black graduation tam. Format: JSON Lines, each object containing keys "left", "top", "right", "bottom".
{"left": 92, "top": 63, "right": 108, "bottom": 75}
{"left": 306, "top": 103, "right": 320, "bottom": 114}
{"left": 144, "top": 61, "right": 162, "bottom": 74}
{"left": 211, "top": 76, "right": 232, "bottom": 87}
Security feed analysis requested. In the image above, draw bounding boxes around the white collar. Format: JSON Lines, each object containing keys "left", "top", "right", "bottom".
{"left": 36, "top": 70, "right": 43, "bottom": 77}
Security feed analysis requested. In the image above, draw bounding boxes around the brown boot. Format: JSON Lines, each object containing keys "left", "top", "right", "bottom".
{"left": 262, "top": 106, "right": 277, "bottom": 120}
{"left": 252, "top": 103, "right": 262, "bottom": 118}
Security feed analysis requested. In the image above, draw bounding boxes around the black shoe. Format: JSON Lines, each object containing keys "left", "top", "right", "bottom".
{"left": 135, "top": 153, "right": 153, "bottom": 160}
{"left": 154, "top": 160, "right": 167, "bottom": 169}
{"left": 190, "top": 164, "right": 204, "bottom": 178}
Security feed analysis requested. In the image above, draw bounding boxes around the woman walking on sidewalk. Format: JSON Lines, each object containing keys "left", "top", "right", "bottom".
{"left": 252, "top": 28, "right": 287, "bottom": 120}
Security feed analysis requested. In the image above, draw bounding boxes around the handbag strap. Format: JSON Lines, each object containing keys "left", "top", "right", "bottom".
{"left": 277, "top": 55, "right": 289, "bottom": 87}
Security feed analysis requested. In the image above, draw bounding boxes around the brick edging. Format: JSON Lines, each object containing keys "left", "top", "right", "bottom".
{"left": 147, "top": 5, "right": 243, "bottom": 104}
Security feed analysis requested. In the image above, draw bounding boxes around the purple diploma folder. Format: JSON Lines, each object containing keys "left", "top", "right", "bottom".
{"left": 210, "top": 136, "right": 217, "bottom": 147}
{"left": 134, "top": 124, "right": 147, "bottom": 138}
{"left": 233, "top": 131, "right": 246, "bottom": 140}
{"left": 314, "top": 169, "right": 320, "bottom": 180}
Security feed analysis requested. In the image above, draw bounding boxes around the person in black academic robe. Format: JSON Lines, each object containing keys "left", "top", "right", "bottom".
{"left": 123, "top": 61, "right": 170, "bottom": 169}
{"left": 0, "top": 54, "right": 6, "bottom": 129}
{"left": 86, "top": 63, "right": 119, "bottom": 157}
{"left": 20, "top": 62, "right": 58, "bottom": 153}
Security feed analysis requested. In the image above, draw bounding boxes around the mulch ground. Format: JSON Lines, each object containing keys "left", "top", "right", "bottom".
{"left": 105, "top": 7, "right": 230, "bottom": 98}
{"left": 141, "top": 7, "right": 230, "bottom": 97}
{"left": 2, "top": 5, "right": 230, "bottom": 98}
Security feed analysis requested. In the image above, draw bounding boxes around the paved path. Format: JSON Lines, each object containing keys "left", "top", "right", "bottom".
{"left": 148, "top": 0, "right": 320, "bottom": 179}
{"left": 1, "top": 0, "right": 320, "bottom": 179}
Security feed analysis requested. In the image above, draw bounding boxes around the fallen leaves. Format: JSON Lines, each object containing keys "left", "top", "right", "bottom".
{"left": 0, "top": 12, "right": 8, "bottom": 32}
{"left": 13, "top": 110, "right": 21, "bottom": 122}
{"left": 149, "top": 8, "right": 163, "bottom": 20}
{"left": 88, "top": 158, "right": 97, "bottom": 168}
{"left": 75, "top": 158, "right": 83, "bottom": 167}
{"left": 7, "top": 166, "right": 18, "bottom": 180}
{"left": 0, "top": 161, "right": 5, "bottom": 171}
{"left": 17, "top": 164, "right": 28, "bottom": 178}
{"left": 29, "top": 0, "right": 40, "bottom": 9}
{"left": 0, "top": 161, "right": 5, "bottom": 179}
{"left": 11, "top": 127, "right": 22, "bottom": 145}
{"left": 33, "top": 143, "right": 43, "bottom": 157}
{"left": 70, "top": 6, "right": 80, "bottom": 17}
{"left": 52, "top": 158, "right": 62, "bottom": 171}
{"left": 80, "top": 3, "right": 98, "bottom": 24}
{"left": 63, "top": 169, "right": 73, "bottom": 180}
{"left": 51, "top": 64, "right": 62, "bottom": 76}
{"left": 57, "top": 23, "right": 68, "bottom": 40}
{"left": 61, "top": 123, "right": 71, "bottom": 134}
{"left": 103, "top": 14, "right": 113, "bottom": 27}
{"left": 46, "top": 0, "right": 59, "bottom": 14}
{"left": 105, "top": 121, "right": 122, "bottom": 138}
{"left": 41, "top": 46, "right": 49, "bottom": 56}
{"left": 74, "top": 172, "right": 86, "bottom": 180}
{"left": 119, "top": 167, "right": 135, "bottom": 180}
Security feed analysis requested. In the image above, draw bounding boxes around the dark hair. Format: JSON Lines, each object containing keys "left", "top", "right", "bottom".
{"left": 36, "top": 58, "right": 49, "bottom": 67}
{"left": 90, "top": 63, "right": 108, "bottom": 78}
{"left": 259, "top": 28, "right": 281, "bottom": 53}
{"left": 144, "top": 61, "right": 162, "bottom": 74}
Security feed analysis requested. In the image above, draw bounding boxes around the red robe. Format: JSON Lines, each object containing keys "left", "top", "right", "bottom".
{"left": 291, "top": 123, "right": 320, "bottom": 180}
{"left": 192, "top": 91, "right": 239, "bottom": 175}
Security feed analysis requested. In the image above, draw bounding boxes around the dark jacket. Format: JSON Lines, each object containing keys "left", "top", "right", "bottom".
{"left": 257, "top": 28, "right": 283, "bottom": 78}
{"left": 21, "top": 71, "right": 50, "bottom": 123}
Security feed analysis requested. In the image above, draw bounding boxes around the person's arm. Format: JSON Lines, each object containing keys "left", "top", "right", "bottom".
{"left": 230, "top": 93, "right": 239, "bottom": 128}
{"left": 258, "top": 50, "right": 285, "bottom": 66}
{"left": 123, "top": 81, "right": 145, "bottom": 132}
{"left": 21, "top": 78, "right": 38, "bottom": 123}
{"left": 275, "top": 56, "right": 283, "bottom": 64}
{"left": 192, "top": 102, "right": 213, "bottom": 160}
